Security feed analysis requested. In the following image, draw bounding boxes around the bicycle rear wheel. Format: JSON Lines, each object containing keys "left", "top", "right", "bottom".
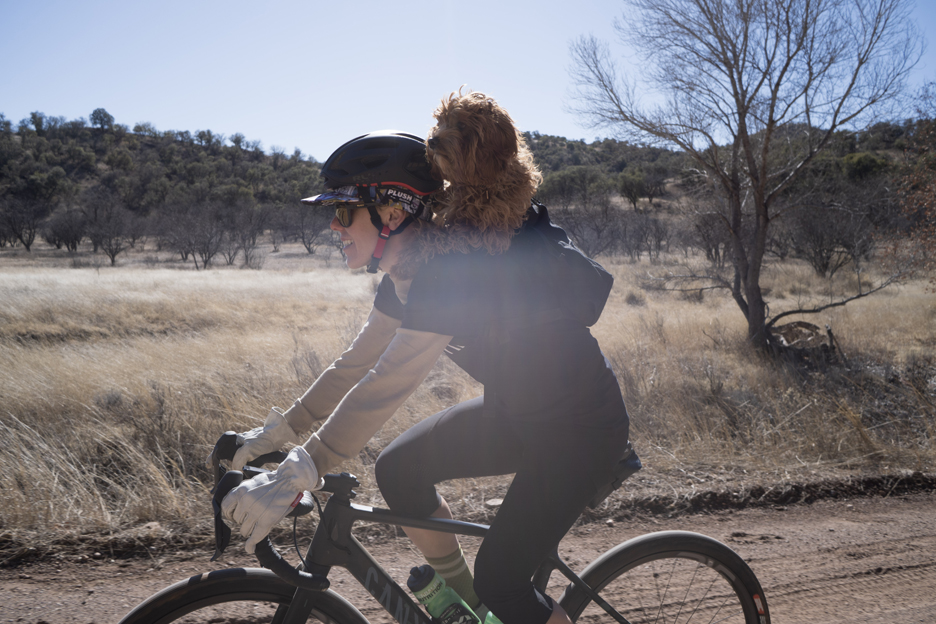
{"left": 119, "top": 567, "right": 368, "bottom": 624}
{"left": 559, "top": 530, "right": 770, "bottom": 624}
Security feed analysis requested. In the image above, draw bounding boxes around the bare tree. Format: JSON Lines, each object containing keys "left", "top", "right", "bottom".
{"left": 539, "top": 166, "right": 621, "bottom": 258}
{"left": 81, "top": 185, "right": 118, "bottom": 253}
{"left": 43, "top": 206, "right": 86, "bottom": 252}
{"left": 192, "top": 204, "right": 225, "bottom": 269}
{"left": 787, "top": 178, "right": 886, "bottom": 281}
{"left": 220, "top": 231, "right": 240, "bottom": 265}
{"left": 641, "top": 163, "right": 669, "bottom": 206}
{"left": 552, "top": 203, "right": 623, "bottom": 259}
{"left": 328, "top": 229, "right": 346, "bottom": 264}
{"left": 900, "top": 81, "right": 936, "bottom": 281}
{"left": 645, "top": 215, "right": 671, "bottom": 261}
{"left": 290, "top": 205, "right": 333, "bottom": 255}
{"left": 617, "top": 211, "right": 669, "bottom": 261}
{"left": 569, "top": 0, "right": 922, "bottom": 349}
{"left": 154, "top": 201, "right": 225, "bottom": 269}
{"left": 237, "top": 203, "right": 272, "bottom": 268}
{"left": 0, "top": 215, "right": 15, "bottom": 247}
{"left": 77, "top": 185, "right": 133, "bottom": 265}
{"left": 538, "top": 166, "right": 614, "bottom": 212}
{"left": 684, "top": 195, "right": 734, "bottom": 268}
{"left": 154, "top": 204, "right": 197, "bottom": 263}
{"left": 618, "top": 169, "right": 647, "bottom": 211}
{"left": 790, "top": 203, "right": 858, "bottom": 278}
{"left": 0, "top": 196, "right": 52, "bottom": 251}
{"left": 125, "top": 211, "right": 148, "bottom": 250}
{"left": 94, "top": 205, "right": 132, "bottom": 266}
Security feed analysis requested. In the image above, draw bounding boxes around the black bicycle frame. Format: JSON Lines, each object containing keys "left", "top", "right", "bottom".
{"left": 271, "top": 480, "right": 629, "bottom": 624}
{"left": 206, "top": 430, "right": 636, "bottom": 624}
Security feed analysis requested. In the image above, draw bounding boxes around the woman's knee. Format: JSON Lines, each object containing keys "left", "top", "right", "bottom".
{"left": 374, "top": 447, "right": 405, "bottom": 503}
{"left": 375, "top": 447, "right": 440, "bottom": 515}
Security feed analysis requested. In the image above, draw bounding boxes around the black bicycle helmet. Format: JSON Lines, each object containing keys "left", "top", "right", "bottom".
{"left": 302, "top": 131, "right": 442, "bottom": 224}
{"left": 316, "top": 130, "right": 441, "bottom": 193}
{"left": 301, "top": 131, "right": 442, "bottom": 273}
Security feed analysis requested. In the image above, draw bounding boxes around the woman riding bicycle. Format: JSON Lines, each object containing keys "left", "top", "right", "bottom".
{"left": 222, "top": 95, "right": 630, "bottom": 624}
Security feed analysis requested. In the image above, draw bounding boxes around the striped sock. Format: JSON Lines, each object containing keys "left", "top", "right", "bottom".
{"left": 426, "top": 545, "right": 480, "bottom": 610}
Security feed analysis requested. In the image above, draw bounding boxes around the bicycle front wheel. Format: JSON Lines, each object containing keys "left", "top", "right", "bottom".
{"left": 119, "top": 567, "right": 368, "bottom": 624}
{"left": 559, "top": 530, "right": 770, "bottom": 624}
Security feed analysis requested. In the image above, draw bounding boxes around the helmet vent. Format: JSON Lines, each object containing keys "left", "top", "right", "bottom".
{"left": 362, "top": 155, "right": 389, "bottom": 169}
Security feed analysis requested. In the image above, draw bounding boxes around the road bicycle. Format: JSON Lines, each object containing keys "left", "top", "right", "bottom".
{"left": 120, "top": 433, "right": 771, "bottom": 624}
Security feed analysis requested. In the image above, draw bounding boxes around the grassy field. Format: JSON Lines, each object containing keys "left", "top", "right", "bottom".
{"left": 1, "top": 241, "right": 934, "bottom": 560}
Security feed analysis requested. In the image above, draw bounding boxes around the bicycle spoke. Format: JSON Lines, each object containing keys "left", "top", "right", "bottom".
{"left": 700, "top": 579, "right": 735, "bottom": 624}
{"left": 673, "top": 561, "right": 701, "bottom": 624}
{"left": 651, "top": 558, "right": 678, "bottom": 624}
{"left": 576, "top": 557, "right": 752, "bottom": 624}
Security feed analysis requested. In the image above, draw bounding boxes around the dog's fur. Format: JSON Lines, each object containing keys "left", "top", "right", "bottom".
{"left": 397, "top": 90, "right": 542, "bottom": 276}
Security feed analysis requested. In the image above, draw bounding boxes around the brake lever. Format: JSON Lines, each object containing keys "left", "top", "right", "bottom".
{"left": 210, "top": 468, "right": 318, "bottom": 562}
{"left": 208, "top": 432, "right": 240, "bottom": 488}
{"left": 208, "top": 431, "right": 316, "bottom": 561}
{"left": 211, "top": 471, "right": 243, "bottom": 561}
{"left": 209, "top": 432, "right": 289, "bottom": 487}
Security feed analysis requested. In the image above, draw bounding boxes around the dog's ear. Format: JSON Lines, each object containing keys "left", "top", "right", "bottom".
{"left": 474, "top": 103, "right": 518, "bottom": 183}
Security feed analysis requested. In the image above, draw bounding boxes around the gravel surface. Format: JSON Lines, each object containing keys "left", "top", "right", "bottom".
{"left": 2, "top": 490, "right": 934, "bottom": 624}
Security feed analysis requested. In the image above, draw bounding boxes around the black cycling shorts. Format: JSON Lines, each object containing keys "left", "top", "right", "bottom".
{"left": 375, "top": 396, "right": 629, "bottom": 624}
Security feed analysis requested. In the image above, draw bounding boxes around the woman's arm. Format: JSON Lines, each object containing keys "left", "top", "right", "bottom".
{"left": 302, "top": 328, "right": 453, "bottom": 474}
{"left": 282, "top": 307, "right": 402, "bottom": 434}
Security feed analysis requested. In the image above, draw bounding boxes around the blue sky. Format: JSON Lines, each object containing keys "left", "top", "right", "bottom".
{"left": 2, "top": 0, "right": 934, "bottom": 162}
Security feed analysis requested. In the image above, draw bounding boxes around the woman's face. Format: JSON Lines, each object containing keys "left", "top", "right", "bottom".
{"left": 330, "top": 206, "right": 380, "bottom": 270}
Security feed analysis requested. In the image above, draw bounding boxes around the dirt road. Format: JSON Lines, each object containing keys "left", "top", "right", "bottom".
{"left": 2, "top": 491, "right": 934, "bottom": 624}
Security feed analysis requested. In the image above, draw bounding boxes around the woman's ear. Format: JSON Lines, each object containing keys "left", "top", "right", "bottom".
{"left": 382, "top": 205, "right": 409, "bottom": 231}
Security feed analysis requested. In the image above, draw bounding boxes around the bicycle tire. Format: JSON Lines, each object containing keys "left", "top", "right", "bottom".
{"left": 559, "top": 530, "right": 770, "bottom": 624}
{"left": 118, "top": 567, "right": 369, "bottom": 624}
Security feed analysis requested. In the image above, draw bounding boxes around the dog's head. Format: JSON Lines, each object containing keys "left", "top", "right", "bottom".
{"left": 427, "top": 90, "right": 519, "bottom": 186}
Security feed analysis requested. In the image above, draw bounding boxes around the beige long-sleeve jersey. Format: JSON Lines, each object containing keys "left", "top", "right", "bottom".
{"left": 281, "top": 284, "right": 453, "bottom": 473}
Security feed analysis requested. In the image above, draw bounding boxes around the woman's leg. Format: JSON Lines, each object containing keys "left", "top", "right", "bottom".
{"left": 375, "top": 397, "right": 524, "bottom": 516}
{"left": 377, "top": 397, "right": 628, "bottom": 624}
{"left": 404, "top": 496, "right": 457, "bottom": 558}
{"left": 375, "top": 396, "right": 524, "bottom": 606}
{"left": 472, "top": 420, "right": 629, "bottom": 624}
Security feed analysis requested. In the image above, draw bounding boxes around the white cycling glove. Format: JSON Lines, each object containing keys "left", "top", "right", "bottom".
{"left": 221, "top": 446, "right": 323, "bottom": 554}
{"left": 231, "top": 407, "right": 303, "bottom": 471}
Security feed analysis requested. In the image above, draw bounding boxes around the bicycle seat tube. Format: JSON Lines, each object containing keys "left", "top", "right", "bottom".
{"left": 310, "top": 473, "right": 578, "bottom": 601}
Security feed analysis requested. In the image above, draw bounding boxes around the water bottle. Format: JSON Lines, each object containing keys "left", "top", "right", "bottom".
{"left": 475, "top": 605, "right": 504, "bottom": 624}
{"left": 407, "top": 565, "right": 480, "bottom": 624}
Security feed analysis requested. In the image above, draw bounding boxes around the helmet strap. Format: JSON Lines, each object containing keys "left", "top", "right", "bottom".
{"left": 365, "top": 202, "right": 384, "bottom": 232}
{"left": 366, "top": 225, "right": 392, "bottom": 274}
{"left": 363, "top": 202, "right": 416, "bottom": 274}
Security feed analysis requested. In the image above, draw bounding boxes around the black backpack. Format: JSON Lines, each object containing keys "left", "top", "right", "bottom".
{"left": 525, "top": 200, "right": 614, "bottom": 327}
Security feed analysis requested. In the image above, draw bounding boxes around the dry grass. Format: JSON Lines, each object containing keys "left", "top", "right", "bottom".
{"left": 1, "top": 241, "right": 934, "bottom": 560}
{"left": 597, "top": 254, "right": 936, "bottom": 475}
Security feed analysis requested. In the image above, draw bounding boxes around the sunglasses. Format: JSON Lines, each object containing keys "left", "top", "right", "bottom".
{"left": 334, "top": 205, "right": 358, "bottom": 228}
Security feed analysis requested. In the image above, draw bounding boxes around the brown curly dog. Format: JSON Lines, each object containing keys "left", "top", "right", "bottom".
{"left": 424, "top": 90, "right": 543, "bottom": 256}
